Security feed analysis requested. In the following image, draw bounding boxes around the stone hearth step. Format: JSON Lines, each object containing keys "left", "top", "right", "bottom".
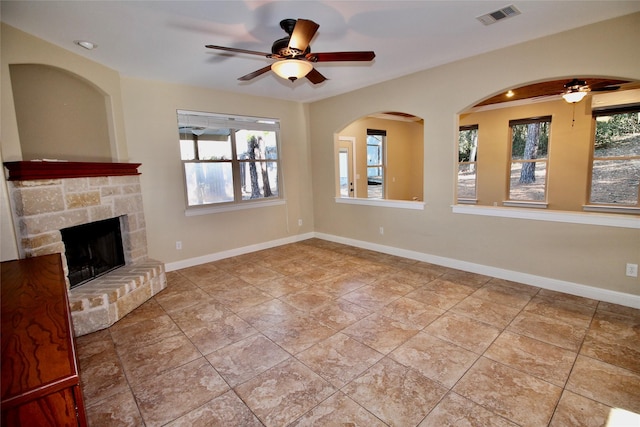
{"left": 68, "top": 259, "right": 166, "bottom": 336}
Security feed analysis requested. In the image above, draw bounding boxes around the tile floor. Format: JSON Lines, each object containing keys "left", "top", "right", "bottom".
{"left": 76, "top": 238, "right": 640, "bottom": 426}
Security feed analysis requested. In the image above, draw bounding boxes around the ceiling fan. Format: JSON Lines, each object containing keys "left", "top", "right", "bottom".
{"left": 205, "top": 18, "right": 375, "bottom": 84}
{"left": 562, "top": 78, "right": 621, "bottom": 103}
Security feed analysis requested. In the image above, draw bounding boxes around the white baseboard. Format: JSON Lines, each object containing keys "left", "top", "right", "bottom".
{"left": 164, "top": 232, "right": 315, "bottom": 272}
{"left": 314, "top": 232, "right": 640, "bottom": 310}
{"left": 165, "top": 231, "right": 640, "bottom": 310}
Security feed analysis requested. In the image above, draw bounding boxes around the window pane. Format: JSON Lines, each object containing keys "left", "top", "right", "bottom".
{"left": 367, "top": 135, "right": 382, "bottom": 166}
{"left": 458, "top": 163, "right": 477, "bottom": 199}
{"left": 509, "top": 161, "right": 546, "bottom": 201}
{"left": 594, "top": 112, "right": 640, "bottom": 157}
{"left": 590, "top": 159, "right": 639, "bottom": 205}
{"left": 511, "top": 122, "right": 549, "bottom": 160}
{"left": 240, "top": 161, "right": 279, "bottom": 200}
{"left": 184, "top": 162, "right": 234, "bottom": 206}
{"left": 367, "top": 167, "right": 382, "bottom": 181}
{"left": 367, "top": 145, "right": 381, "bottom": 166}
{"left": 236, "top": 130, "right": 278, "bottom": 160}
{"left": 459, "top": 129, "right": 478, "bottom": 162}
{"left": 197, "top": 135, "right": 232, "bottom": 160}
{"left": 180, "top": 140, "right": 195, "bottom": 160}
{"left": 367, "top": 166, "right": 382, "bottom": 199}
{"left": 368, "top": 183, "right": 382, "bottom": 199}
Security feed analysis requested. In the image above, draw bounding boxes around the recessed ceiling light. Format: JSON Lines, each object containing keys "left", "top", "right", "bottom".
{"left": 506, "top": 90, "right": 515, "bottom": 98}
{"left": 74, "top": 40, "right": 97, "bottom": 50}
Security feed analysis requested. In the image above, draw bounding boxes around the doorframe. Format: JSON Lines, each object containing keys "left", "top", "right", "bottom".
{"left": 337, "top": 136, "right": 356, "bottom": 198}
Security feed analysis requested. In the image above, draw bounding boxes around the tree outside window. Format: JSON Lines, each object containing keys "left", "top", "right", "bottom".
{"left": 508, "top": 116, "right": 551, "bottom": 202}
{"left": 458, "top": 125, "right": 478, "bottom": 201}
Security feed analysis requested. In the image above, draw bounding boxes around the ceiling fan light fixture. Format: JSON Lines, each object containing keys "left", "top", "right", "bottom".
{"left": 562, "top": 91, "right": 587, "bottom": 103}
{"left": 271, "top": 59, "right": 313, "bottom": 82}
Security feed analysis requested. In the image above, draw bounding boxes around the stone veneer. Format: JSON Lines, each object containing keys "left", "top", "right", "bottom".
{"left": 7, "top": 173, "right": 166, "bottom": 336}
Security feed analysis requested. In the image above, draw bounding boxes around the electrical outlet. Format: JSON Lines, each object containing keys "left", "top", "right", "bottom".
{"left": 298, "top": 219, "right": 303, "bottom": 226}
{"left": 379, "top": 226, "right": 384, "bottom": 235}
{"left": 176, "top": 241, "right": 182, "bottom": 250}
{"left": 626, "top": 263, "right": 638, "bottom": 277}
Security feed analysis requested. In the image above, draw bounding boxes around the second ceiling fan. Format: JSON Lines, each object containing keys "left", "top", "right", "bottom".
{"left": 206, "top": 18, "right": 375, "bottom": 84}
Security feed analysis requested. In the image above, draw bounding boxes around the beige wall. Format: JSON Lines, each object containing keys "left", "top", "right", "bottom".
{"left": 1, "top": 24, "right": 127, "bottom": 162}
{"left": 309, "top": 13, "right": 640, "bottom": 295}
{"left": 10, "top": 64, "right": 112, "bottom": 162}
{"left": 339, "top": 116, "right": 423, "bottom": 200}
{"left": 119, "top": 78, "right": 314, "bottom": 264}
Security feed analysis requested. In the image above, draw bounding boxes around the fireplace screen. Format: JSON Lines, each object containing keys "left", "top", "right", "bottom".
{"left": 61, "top": 217, "right": 125, "bottom": 288}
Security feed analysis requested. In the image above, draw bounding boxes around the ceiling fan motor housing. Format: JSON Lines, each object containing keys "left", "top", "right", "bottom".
{"left": 271, "top": 37, "right": 309, "bottom": 58}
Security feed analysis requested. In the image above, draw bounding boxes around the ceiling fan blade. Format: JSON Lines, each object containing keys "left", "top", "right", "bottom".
{"left": 305, "top": 68, "right": 327, "bottom": 85}
{"left": 238, "top": 65, "right": 273, "bottom": 81}
{"left": 590, "top": 85, "right": 621, "bottom": 92}
{"left": 206, "top": 45, "right": 270, "bottom": 57}
{"left": 288, "top": 19, "right": 319, "bottom": 53}
{"left": 308, "top": 51, "right": 376, "bottom": 62}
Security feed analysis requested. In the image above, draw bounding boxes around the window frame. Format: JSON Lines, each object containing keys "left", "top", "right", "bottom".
{"left": 177, "top": 110, "right": 283, "bottom": 213}
{"left": 586, "top": 105, "right": 640, "bottom": 211}
{"left": 506, "top": 116, "right": 551, "bottom": 205}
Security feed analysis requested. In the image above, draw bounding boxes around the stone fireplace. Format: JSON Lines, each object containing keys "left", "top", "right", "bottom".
{"left": 4, "top": 161, "right": 166, "bottom": 336}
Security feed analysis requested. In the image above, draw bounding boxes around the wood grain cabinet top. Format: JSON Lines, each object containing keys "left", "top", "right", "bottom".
{"left": 1, "top": 253, "right": 87, "bottom": 426}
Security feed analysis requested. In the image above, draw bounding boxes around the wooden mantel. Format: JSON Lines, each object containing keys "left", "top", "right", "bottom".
{"left": 3, "top": 161, "right": 141, "bottom": 181}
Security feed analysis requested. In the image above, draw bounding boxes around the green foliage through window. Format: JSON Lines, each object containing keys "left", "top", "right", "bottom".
{"left": 591, "top": 109, "right": 640, "bottom": 206}
{"left": 594, "top": 112, "right": 640, "bottom": 149}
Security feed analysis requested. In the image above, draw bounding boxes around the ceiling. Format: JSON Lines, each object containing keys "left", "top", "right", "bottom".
{"left": 475, "top": 78, "right": 634, "bottom": 107}
{"left": 2, "top": 1, "right": 640, "bottom": 103}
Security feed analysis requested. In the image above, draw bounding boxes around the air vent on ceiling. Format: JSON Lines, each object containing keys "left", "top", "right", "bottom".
{"left": 476, "top": 5, "right": 521, "bottom": 26}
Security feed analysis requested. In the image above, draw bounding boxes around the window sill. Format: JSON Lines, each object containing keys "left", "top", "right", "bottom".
{"left": 335, "top": 197, "right": 425, "bottom": 210}
{"left": 583, "top": 205, "right": 640, "bottom": 215}
{"left": 185, "top": 199, "right": 286, "bottom": 216}
{"left": 452, "top": 204, "right": 640, "bottom": 229}
{"left": 502, "top": 201, "right": 548, "bottom": 209}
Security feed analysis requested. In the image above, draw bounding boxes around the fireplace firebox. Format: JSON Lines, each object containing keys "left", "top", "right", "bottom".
{"left": 61, "top": 217, "right": 126, "bottom": 288}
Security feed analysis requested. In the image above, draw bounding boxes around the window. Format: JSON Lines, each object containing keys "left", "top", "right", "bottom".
{"left": 458, "top": 125, "right": 478, "bottom": 201}
{"left": 508, "top": 116, "right": 551, "bottom": 202}
{"left": 177, "top": 110, "right": 280, "bottom": 208}
{"left": 589, "top": 106, "right": 640, "bottom": 207}
{"left": 367, "top": 129, "right": 386, "bottom": 199}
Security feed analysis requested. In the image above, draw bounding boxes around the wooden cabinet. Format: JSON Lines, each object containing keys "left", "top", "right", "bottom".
{"left": 1, "top": 253, "right": 87, "bottom": 426}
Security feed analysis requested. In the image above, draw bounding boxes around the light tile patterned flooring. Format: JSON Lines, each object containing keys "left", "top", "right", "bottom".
{"left": 77, "top": 239, "right": 640, "bottom": 426}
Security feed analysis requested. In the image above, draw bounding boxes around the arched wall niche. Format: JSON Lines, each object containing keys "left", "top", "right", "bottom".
{"left": 9, "top": 63, "right": 114, "bottom": 162}
{"left": 456, "top": 75, "right": 640, "bottom": 211}
{"left": 336, "top": 111, "right": 424, "bottom": 201}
